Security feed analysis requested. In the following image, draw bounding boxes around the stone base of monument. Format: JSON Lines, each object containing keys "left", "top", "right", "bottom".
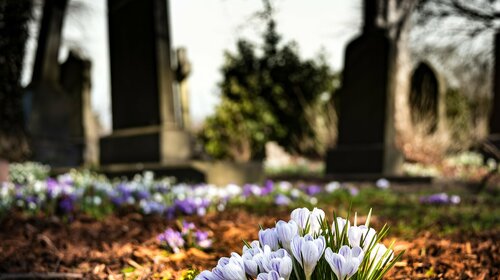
{"left": 99, "top": 126, "right": 192, "bottom": 164}
{"left": 96, "top": 160, "right": 263, "bottom": 186}
{"left": 97, "top": 161, "right": 206, "bottom": 183}
{"left": 198, "top": 161, "right": 264, "bottom": 186}
{"left": 325, "top": 144, "right": 403, "bottom": 176}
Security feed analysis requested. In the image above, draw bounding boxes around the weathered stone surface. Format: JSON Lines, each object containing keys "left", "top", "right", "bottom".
{"left": 175, "top": 47, "right": 192, "bottom": 130}
{"left": 26, "top": 0, "right": 76, "bottom": 167}
{"left": 487, "top": 31, "right": 500, "bottom": 154}
{"left": 326, "top": 0, "right": 403, "bottom": 175}
{"left": 100, "top": 0, "right": 191, "bottom": 164}
{"left": 0, "top": 0, "right": 31, "bottom": 163}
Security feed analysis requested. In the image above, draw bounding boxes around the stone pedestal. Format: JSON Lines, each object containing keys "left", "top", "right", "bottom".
{"left": 100, "top": 0, "right": 191, "bottom": 165}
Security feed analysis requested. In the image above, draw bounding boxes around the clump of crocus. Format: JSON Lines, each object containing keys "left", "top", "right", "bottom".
{"left": 158, "top": 220, "right": 212, "bottom": 253}
{"left": 420, "top": 193, "right": 461, "bottom": 205}
{"left": 196, "top": 207, "right": 402, "bottom": 280}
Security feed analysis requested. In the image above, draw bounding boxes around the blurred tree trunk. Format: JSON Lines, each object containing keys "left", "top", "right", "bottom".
{"left": 0, "top": 0, "right": 32, "bottom": 181}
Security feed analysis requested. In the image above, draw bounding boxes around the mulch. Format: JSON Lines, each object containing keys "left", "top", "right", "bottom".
{"left": 0, "top": 210, "right": 498, "bottom": 279}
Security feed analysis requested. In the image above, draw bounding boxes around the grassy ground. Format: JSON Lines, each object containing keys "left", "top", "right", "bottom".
{"left": 231, "top": 183, "right": 500, "bottom": 238}
{"left": 1, "top": 181, "right": 499, "bottom": 279}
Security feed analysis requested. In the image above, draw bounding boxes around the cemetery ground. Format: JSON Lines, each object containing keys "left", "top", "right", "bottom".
{"left": 0, "top": 178, "right": 499, "bottom": 279}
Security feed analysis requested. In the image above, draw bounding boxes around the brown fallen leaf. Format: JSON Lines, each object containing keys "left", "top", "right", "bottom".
{"left": 169, "top": 251, "right": 187, "bottom": 262}
{"left": 187, "top": 248, "right": 213, "bottom": 260}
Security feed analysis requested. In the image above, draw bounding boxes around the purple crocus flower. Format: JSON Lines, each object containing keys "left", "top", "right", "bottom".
{"left": 46, "top": 178, "right": 59, "bottom": 198}
{"left": 174, "top": 199, "right": 197, "bottom": 215}
{"left": 420, "top": 193, "right": 461, "bottom": 205}
{"left": 349, "top": 187, "right": 359, "bottom": 196}
{"left": 243, "top": 184, "right": 255, "bottom": 197}
{"left": 195, "top": 230, "right": 212, "bottom": 249}
{"left": 305, "top": 185, "right": 322, "bottom": 196}
{"left": 421, "top": 193, "right": 448, "bottom": 204}
{"left": 136, "top": 189, "right": 150, "bottom": 200}
{"left": 25, "top": 196, "right": 37, "bottom": 204}
{"left": 182, "top": 220, "right": 196, "bottom": 234}
{"left": 274, "top": 194, "right": 291, "bottom": 206}
{"left": 165, "top": 206, "right": 176, "bottom": 220}
{"left": 158, "top": 228, "right": 185, "bottom": 253}
{"left": 59, "top": 195, "right": 76, "bottom": 214}
{"left": 140, "top": 200, "right": 166, "bottom": 215}
{"left": 261, "top": 180, "right": 274, "bottom": 196}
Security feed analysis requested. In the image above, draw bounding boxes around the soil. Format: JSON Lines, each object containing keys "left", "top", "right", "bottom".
{"left": 0, "top": 210, "right": 498, "bottom": 279}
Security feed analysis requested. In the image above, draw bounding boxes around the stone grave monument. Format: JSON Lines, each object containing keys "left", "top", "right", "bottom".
{"left": 100, "top": 0, "right": 192, "bottom": 165}
{"left": 326, "top": 0, "right": 403, "bottom": 175}
{"left": 486, "top": 31, "right": 500, "bottom": 156}
{"left": 26, "top": 0, "right": 77, "bottom": 167}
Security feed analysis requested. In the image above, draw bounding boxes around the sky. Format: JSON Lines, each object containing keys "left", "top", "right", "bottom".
{"left": 22, "top": 0, "right": 362, "bottom": 133}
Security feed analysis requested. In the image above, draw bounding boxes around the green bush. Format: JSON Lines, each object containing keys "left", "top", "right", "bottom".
{"left": 200, "top": 1, "right": 338, "bottom": 161}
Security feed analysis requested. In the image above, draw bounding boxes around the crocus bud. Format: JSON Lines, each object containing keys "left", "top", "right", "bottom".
{"left": 291, "top": 234, "right": 325, "bottom": 280}
{"left": 348, "top": 225, "right": 376, "bottom": 251}
{"left": 276, "top": 220, "right": 298, "bottom": 253}
{"left": 325, "top": 245, "right": 364, "bottom": 280}
{"left": 261, "top": 248, "right": 292, "bottom": 280}
{"left": 290, "top": 207, "right": 325, "bottom": 235}
{"left": 259, "top": 228, "right": 280, "bottom": 251}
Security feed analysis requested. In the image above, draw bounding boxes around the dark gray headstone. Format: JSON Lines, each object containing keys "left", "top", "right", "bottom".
{"left": 101, "top": 0, "right": 191, "bottom": 165}
{"left": 60, "top": 50, "right": 93, "bottom": 165}
{"left": 326, "top": 0, "right": 402, "bottom": 175}
{"left": 409, "top": 62, "right": 439, "bottom": 133}
{"left": 26, "top": 0, "right": 76, "bottom": 167}
{"left": 0, "top": 0, "right": 31, "bottom": 163}
{"left": 487, "top": 31, "right": 500, "bottom": 154}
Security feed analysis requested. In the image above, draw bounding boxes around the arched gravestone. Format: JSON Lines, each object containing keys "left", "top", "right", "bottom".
{"left": 409, "top": 62, "right": 439, "bottom": 134}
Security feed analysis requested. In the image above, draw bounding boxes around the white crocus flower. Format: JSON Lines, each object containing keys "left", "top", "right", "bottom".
{"left": 291, "top": 207, "right": 325, "bottom": 235}
{"left": 333, "top": 217, "right": 350, "bottom": 234}
{"left": 291, "top": 234, "right": 325, "bottom": 280}
{"left": 366, "top": 243, "right": 394, "bottom": 277}
{"left": 259, "top": 228, "right": 280, "bottom": 251}
{"left": 242, "top": 241, "right": 264, "bottom": 277}
{"left": 261, "top": 247, "right": 293, "bottom": 280}
{"left": 276, "top": 220, "right": 298, "bottom": 254}
{"left": 325, "top": 181, "right": 340, "bottom": 193}
{"left": 375, "top": 178, "right": 390, "bottom": 189}
{"left": 348, "top": 225, "right": 377, "bottom": 252}
{"left": 257, "top": 270, "right": 285, "bottom": 280}
{"left": 209, "top": 253, "right": 246, "bottom": 280}
{"left": 325, "top": 245, "right": 364, "bottom": 280}
{"left": 194, "top": 270, "right": 216, "bottom": 280}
